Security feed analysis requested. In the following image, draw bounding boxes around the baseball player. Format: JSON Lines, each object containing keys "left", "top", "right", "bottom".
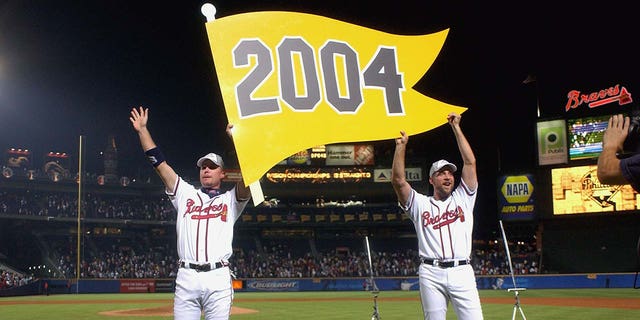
{"left": 391, "top": 112, "right": 483, "bottom": 320}
{"left": 130, "top": 106, "right": 250, "bottom": 320}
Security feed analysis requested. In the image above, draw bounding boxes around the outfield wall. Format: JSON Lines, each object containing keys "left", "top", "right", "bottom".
{"left": 2, "top": 273, "right": 637, "bottom": 297}
{"left": 241, "top": 273, "right": 638, "bottom": 291}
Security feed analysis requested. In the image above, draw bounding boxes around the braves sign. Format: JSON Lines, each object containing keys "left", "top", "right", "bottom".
{"left": 201, "top": 5, "right": 466, "bottom": 187}
{"left": 565, "top": 84, "right": 633, "bottom": 111}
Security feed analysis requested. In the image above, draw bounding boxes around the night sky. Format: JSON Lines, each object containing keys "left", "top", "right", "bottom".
{"left": 1, "top": 1, "right": 637, "bottom": 236}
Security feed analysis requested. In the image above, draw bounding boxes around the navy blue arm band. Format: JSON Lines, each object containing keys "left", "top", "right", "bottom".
{"left": 145, "top": 147, "right": 166, "bottom": 167}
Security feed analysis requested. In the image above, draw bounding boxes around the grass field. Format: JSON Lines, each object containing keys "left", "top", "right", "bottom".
{"left": 1, "top": 288, "right": 639, "bottom": 319}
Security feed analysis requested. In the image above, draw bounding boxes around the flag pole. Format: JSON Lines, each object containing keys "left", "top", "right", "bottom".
{"left": 76, "top": 135, "right": 84, "bottom": 293}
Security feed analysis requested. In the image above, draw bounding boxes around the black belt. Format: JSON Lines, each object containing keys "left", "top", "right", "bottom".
{"left": 422, "top": 258, "right": 470, "bottom": 268}
{"left": 179, "top": 261, "right": 228, "bottom": 272}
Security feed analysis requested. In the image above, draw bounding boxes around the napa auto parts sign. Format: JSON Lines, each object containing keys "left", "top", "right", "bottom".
{"left": 498, "top": 174, "right": 535, "bottom": 220}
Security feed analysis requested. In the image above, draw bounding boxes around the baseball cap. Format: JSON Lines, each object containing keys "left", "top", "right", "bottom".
{"left": 429, "top": 159, "right": 457, "bottom": 177}
{"left": 196, "top": 153, "right": 224, "bottom": 168}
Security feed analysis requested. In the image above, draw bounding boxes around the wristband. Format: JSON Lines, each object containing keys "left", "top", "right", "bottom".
{"left": 145, "top": 147, "right": 166, "bottom": 167}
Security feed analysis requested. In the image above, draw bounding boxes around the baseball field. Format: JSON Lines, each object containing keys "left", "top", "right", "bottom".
{"left": 1, "top": 288, "right": 639, "bottom": 319}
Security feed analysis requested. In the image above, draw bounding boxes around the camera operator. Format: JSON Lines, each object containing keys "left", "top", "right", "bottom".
{"left": 597, "top": 114, "right": 640, "bottom": 191}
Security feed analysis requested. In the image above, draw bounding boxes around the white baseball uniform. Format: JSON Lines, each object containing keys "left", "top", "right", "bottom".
{"left": 169, "top": 176, "right": 249, "bottom": 320}
{"left": 400, "top": 178, "right": 483, "bottom": 320}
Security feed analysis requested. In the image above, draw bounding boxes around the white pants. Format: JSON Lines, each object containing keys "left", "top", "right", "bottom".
{"left": 418, "top": 264, "right": 483, "bottom": 320}
{"left": 174, "top": 268, "right": 233, "bottom": 320}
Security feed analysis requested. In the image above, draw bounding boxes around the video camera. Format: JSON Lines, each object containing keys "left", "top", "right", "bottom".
{"left": 622, "top": 105, "right": 640, "bottom": 156}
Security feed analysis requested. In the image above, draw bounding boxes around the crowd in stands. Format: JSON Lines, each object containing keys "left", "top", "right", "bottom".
{"left": 52, "top": 237, "right": 179, "bottom": 279}
{"left": 0, "top": 190, "right": 175, "bottom": 221}
{"left": 473, "top": 240, "right": 540, "bottom": 275}
{"left": 232, "top": 241, "right": 418, "bottom": 278}
{"left": 1, "top": 187, "right": 541, "bottom": 289}
{"left": 0, "top": 269, "right": 34, "bottom": 289}
{"left": 48, "top": 238, "right": 540, "bottom": 280}
{"left": 55, "top": 251, "right": 178, "bottom": 279}
{"left": 232, "top": 241, "right": 539, "bottom": 278}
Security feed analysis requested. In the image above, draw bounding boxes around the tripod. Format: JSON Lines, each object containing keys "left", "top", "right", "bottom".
{"left": 634, "top": 234, "right": 640, "bottom": 289}
{"left": 370, "top": 286, "right": 381, "bottom": 320}
{"left": 508, "top": 288, "right": 527, "bottom": 320}
{"left": 365, "top": 236, "right": 381, "bottom": 320}
{"left": 499, "top": 220, "right": 527, "bottom": 320}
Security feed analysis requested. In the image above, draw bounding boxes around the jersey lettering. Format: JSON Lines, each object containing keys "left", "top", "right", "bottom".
{"left": 184, "top": 199, "right": 228, "bottom": 222}
{"left": 421, "top": 205, "right": 465, "bottom": 229}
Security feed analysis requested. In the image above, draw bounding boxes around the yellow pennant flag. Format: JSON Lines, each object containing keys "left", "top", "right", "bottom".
{"left": 203, "top": 8, "right": 466, "bottom": 186}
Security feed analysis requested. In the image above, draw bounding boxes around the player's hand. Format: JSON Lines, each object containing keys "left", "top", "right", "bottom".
{"left": 226, "top": 123, "right": 234, "bottom": 139}
{"left": 602, "top": 114, "right": 629, "bottom": 152}
{"left": 395, "top": 130, "right": 408, "bottom": 146}
{"left": 447, "top": 112, "right": 461, "bottom": 127}
{"left": 129, "top": 106, "right": 148, "bottom": 132}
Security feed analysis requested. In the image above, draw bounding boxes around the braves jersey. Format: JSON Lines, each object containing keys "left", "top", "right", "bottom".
{"left": 168, "top": 176, "right": 249, "bottom": 264}
{"left": 400, "top": 179, "right": 476, "bottom": 261}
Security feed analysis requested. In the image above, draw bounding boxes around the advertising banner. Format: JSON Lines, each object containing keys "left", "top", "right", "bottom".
{"left": 373, "top": 168, "right": 422, "bottom": 182}
{"left": 120, "top": 279, "right": 156, "bottom": 293}
{"left": 154, "top": 279, "right": 175, "bottom": 293}
{"left": 325, "top": 144, "right": 374, "bottom": 166}
{"left": 536, "top": 119, "right": 567, "bottom": 165}
{"left": 497, "top": 174, "right": 535, "bottom": 220}
{"left": 265, "top": 167, "right": 373, "bottom": 183}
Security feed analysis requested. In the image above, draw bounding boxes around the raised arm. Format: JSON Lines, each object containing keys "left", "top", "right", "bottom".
{"left": 226, "top": 124, "right": 251, "bottom": 201}
{"left": 129, "top": 106, "right": 178, "bottom": 193}
{"left": 448, "top": 112, "right": 477, "bottom": 191}
{"left": 391, "top": 130, "right": 412, "bottom": 206}
{"left": 597, "top": 114, "right": 629, "bottom": 185}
